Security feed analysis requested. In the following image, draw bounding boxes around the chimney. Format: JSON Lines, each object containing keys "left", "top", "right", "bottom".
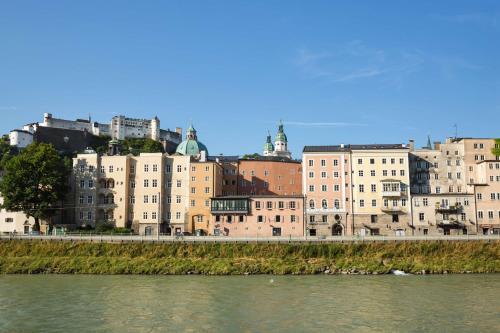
{"left": 175, "top": 127, "right": 182, "bottom": 135}
{"left": 200, "top": 150, "right": 207, "bottom": 162}
{"left": 434, "top": 141, "right": 441, "bottom": 150}
{"left": 408, "top": 139, "right": 415, "bottom": 152}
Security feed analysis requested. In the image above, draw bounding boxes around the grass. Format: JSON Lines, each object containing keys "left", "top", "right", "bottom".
{"left": 0, "top": 240, "right": 498, "bottom": 275}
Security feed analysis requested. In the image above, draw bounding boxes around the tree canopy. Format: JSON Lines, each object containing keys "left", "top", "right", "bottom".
{"left": 0, "top": 143, "right": 70, "bottom": 230}
{"left": 121, "top": 138, "right": 164, "bottom": 155}
{"left": 492, "top": 139, "right": 500, "bottom": 157}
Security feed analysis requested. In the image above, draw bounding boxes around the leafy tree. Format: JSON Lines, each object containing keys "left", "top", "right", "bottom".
{"left": 0, "top": 143, "right": 70, "bottom": 231}
{"left": 492, "top": 139, "right": 500, "bottom": 157}
{"left": 122, "top": 138, "right": 164, "bottom": 155}
{"left": 0, "top": 135, "right": 16, "bottom": 171}
{"left": 242, "top": 153, "right": 261, "bottom": 159}
{"left": 142, "top": 138, "right": 164, "bottom": 153}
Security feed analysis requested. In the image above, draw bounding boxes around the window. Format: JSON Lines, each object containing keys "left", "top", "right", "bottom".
{"left": 333, "top": 159, "right": 338, "bottom": 166}
{"left": 309, "top": 215, "right": 315, "bottom": 223}
{"left": 278, "top": 201, "right": 285, "bottom": 209}
{"left": 130, "top": 181, "right": 136, "bottom": 189}
{"left": 488, "top": 211, "right": 494, "bottom": 219}
{"left": 257, "top": 215, "right": 264, "bottom": 223}
{"left": 80, "top": 180, "right": 85, "bottom": 188}
{"left": 176, "top": 196, "right": 181, "bottom": 204}
{"left": 291, "top": 215, "right": 297, "bottom": 223}
{"left": 392, "top": 214, "right": 399, "bottom": 223}
{"left": 191, "top": 187, "right": 196, "bottom": 194}
{"left": 144, "top": 195, "right": 149, "bottom": 203}
{"left": 359, "top": 199, "right": 365, "bottom": 207}
{"left": 372, "top": 199, "right": 377, "bottom": 207}
{"left": 419, "top": 213, "right": 425, "bottom": 221}
{"left": 79, "top": 212, "right": 83, "bottom": 220}
{"left": 255, "top": 201, "right": 261, "bottom": 209}
{"left": 383, "top": 170, "right": 388, "bottom": 177}
{"left": 152, "top": 212, "right": 157, "bottom": 220}
{"left": 334, "top": 199, "right": 340, "bottom": 209}
{"left": 100, "top": 166, "right": 105, "bottom": 174}
{"left": 87, "top": 212, "right": 92, "bottom": 220}
{"left": 400, "top": 170, "right": 405, "bottom": 176}
{"left": 166, "top": 165, "right": 171, "bottom": 173}
{"left": 88, "top": 180, "right": 94, "bottom": 188}
{"left": 333, "top": 172, "right": 339, "bottom": 178}
{"left": 109, "top": 166, "right": 113, "bottom": 173}
{"left": 321, "top": 185, "right": 327, "bottom": 192}
{"left": 144, "top": 164, "right": 149, "bottom": 172}
{"left": 371, "top": 184, "right": 376, "bottom": 192}
{"left": 87, "top": 196, "right": 93, "bottom": 204}
{"left": 309, "top": 171, "right": 314, "bottom": 178}
{"left": 177, "top": 165, "right": 182, "bottom": 172}
{"left": 177, "top": 180, "right": 182, "bottom": 187}
{"left": 152, "top": 195, "right": 158, "bottom": 204}
{"left": 370, "top": 170, "right": 375, "bottom": 177}
{"left": 267, "top": 201, "right": 273, "bottom": 209}
{"left": 399, "top": 158, "right": 404, "bottom": 164}
{"left": 275, "top": 215, "right": 281, "bottom": 222}
{"left": 130, "top": 195, "right": 135, "bottom": 204}
{"left": 79, "top": 195, "right": 84, "bottom": 204}
{"left": 478, "top": 211, "right": 483, "bottom": 219}
{"left": 79, "top": 165, "right": 85, "bottom": 172}
{"left": 358, "top": 170, "right": 364, "bottom": 177}
{"left": 308, "top": 159, "right": 314, "bottom": 167}
{"left": 391, "top": 158, "right": 395, "bottom": 164}
{"left": 309, "top": 200, "right": 315, "bottom": 209}
{"left": 382, "top": 158, "right": 387, "bottom": 164}
{"left": 322, "top": 199, "right": 328, "bottom": 209}
{"left": 391, "top": 170, "right": 397, "bottom": 177}
{"left": 359, "top": 184, "right": 364, "bottom": 192}
{"left": 321, "top": 171, "right": 327, "bottom": 178}
{"left": 130, "top": 165, "right": 135, "bottom": 174}
{"left": 423, "top": 198, "right": 428, "bottom": 206}
{"left": 143, "top": 212, "right": 148, "bottom": 220}
{"left": 371, "top": 215, "right": 377, "bottom": 223}
{"left": 144, "top": 179, "right": 149, "bottom": 187}
{"left": 321, "top": 159, "right": 326, "bottom": 167}
{"left": 477, "top": 193, "right": 482, "bottom": 200}
{"left": 334, "top": 184, "right": 339, "bottom": 192}
{"left": 152, "top": 179, "right": 158, "bottom": 188}
{"left": 309, "top": 185, "right": 315, "bottom": 192}
{"left": 289, "top": 201, "right": 296, "bottom": 209}
{"left": 191, "top": 200, "right": 196, "bottom": 207}
{"left": 357, "top": 158, "right": 363, "bottom": 165}
{"left": 176, "top": 212, "right": 181, "bottom": 219}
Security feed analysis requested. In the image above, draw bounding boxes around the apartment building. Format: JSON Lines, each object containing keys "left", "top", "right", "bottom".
{"left": 236, "top": 157, "right": 302, "bottom": 196}
{"left": 210, "top": 195, "right": 304, "bottom": 237}
{"left": 350, "top": 144, "right": 412, "bottom": 236}
{"left": 302, "top": 144, "right": 412, "bottom": 237}
{"left": 189, "top": 160, "right": 223, "bottom": 236}
{"left": 302, "top": 145, "right": 352, "bottom": 236}
{"left": 474, "top": 160, "right": 500, "bottom": 235}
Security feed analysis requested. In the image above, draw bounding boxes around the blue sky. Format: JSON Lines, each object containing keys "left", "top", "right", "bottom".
{"left": 1, "top": 1, "right": 499, "bottom": 158}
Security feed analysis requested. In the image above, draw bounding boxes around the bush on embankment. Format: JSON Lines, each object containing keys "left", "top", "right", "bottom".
{"left": 0, "top": 240, "right": 498, "bottom": 275}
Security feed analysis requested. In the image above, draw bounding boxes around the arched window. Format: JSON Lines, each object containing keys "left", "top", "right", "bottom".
{"left": 309, "top": 200, "right": 315, "bottom": 209}
{"left": 334, "top": 199, "right": 340, "bottom": 209}
{"left": 321, "top": 199, "right": 328, "bottom": 209}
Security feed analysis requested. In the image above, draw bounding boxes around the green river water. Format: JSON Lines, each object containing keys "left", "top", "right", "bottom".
{"left": 0, "top": 275, "right": 499, "bottom": 332}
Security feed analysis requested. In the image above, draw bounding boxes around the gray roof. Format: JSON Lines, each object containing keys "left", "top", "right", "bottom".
{"left": 303, "top": 144, "right": 407, "bottom": 153}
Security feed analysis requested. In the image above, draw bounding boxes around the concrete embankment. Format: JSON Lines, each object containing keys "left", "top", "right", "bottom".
{"left": 0, "top": 240, "right": 498, "bottom": 275}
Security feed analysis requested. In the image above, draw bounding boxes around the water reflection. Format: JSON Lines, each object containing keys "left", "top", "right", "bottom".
{"left": 0, "top": 275, "right": 499, "bottom": 333}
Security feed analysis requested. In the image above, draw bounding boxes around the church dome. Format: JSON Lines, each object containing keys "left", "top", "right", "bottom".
{"left": 175, "top": 139, "right": 209, "bottom": 156}
{"left": 175, "top": 124, "right": 209, "bottom": 156}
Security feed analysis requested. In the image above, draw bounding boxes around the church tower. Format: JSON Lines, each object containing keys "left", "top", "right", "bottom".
{"left": 273, "top": 121, "right": 291, "bottom": 159}
{"left": 263, "top": 132, "right": 274, "bottom": 156}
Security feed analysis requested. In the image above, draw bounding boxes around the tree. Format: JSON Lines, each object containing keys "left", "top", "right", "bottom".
{"left": 0, "top": 143, "right": 70, "bottom": 231}
{"left": 492, "top": 139, "right": 500, "bottom": 157}
{"left": 0, "top": 135, "right": 16, "bottom": 171}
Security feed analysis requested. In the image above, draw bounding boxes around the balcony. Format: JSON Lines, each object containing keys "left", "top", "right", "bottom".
{"left": 435, "top": 203, "right": 462, "bottom": 213}
{"left": 436, "top": 219, "right": 464, "bottom": 228}
{"left": 382, "top": 190, "right": 405, "bottom": 197}
{"left": 381, "top": 206, "right": 406, "bottom": 213}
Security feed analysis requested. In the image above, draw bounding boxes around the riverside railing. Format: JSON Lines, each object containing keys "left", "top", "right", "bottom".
{"left": 1, "top": 234, "right": 499, "bottom": 243}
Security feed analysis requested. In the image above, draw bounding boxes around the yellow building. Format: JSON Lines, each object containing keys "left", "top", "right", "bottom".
{"left": 188, "top": 159, "right": 223, "bottom": 235}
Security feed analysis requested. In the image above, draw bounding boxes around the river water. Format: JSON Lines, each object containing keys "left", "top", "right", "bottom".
{"left": 0, "top": 275, "right": 498, "bottom": 332}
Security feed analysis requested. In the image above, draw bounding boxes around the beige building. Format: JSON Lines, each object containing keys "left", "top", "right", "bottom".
{"left": 350, "top": 144, "right": 412, "bottom": 236}
{"left": 409, "top": 137, "right": 499, "bottom": 235}
{"left": 474, "top": 160, "right": 500, "bottom": 235}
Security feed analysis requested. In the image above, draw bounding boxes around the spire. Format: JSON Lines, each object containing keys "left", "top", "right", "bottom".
{"left": 186, "top": 122, "right": 197, "bottom": 140}
{"left": 426, "top": 135, "right": 433, "bottom": 150}
{"left": 263, "top": 130, "right": 274, "bottom": 156}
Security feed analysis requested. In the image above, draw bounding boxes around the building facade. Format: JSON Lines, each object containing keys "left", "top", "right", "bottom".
{"left": 210, "top": 195, "right": 304, "bottom": 237}
{"left": 302, "top": 146, "right": 352, "bottom": 237}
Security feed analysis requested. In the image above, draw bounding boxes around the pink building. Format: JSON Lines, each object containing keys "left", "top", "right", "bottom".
{"left": 302, "top": 146, "right": 353, "bottom": 236}
{"left": 210, "top": 195, "right": 304, "bottom": 237}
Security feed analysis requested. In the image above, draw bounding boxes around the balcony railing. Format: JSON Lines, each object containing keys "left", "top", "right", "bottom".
{"left": 435, "top": 204, "right": 462, "bottom": 213}
{"left": 381, "top": 190, "right": 405, "bottom": 197}
{"left": 381, "top": 206, "right": 406, "bottom": 213}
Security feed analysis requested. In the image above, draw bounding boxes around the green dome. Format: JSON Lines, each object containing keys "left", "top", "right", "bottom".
{"left": 275, "top": 123, "right": 287, "bottom": 142}
{"left": 176, "top": 139, "right": 209, "bottom": 156}
{"left": 264, "top": 133, "right": 274, "bottom": 152}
